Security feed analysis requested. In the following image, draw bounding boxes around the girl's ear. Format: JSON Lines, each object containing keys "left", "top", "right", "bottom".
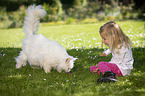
{"left": 65, "top": 58, "right": 71, "bottom": 64}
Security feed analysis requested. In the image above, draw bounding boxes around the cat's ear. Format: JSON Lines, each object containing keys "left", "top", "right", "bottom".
{"left": 65, "top": 57, "right": 78, "bottom": 64}
{"left": 73, "top": 58, "right": 78, "bottom": 61}
{"left": 65, "top": 58, "right": 71, "bottom": 64}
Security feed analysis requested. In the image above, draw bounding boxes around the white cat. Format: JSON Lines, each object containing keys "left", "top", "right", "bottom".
{"left": 15, "top": 5, "right": 77, "bottom": 73}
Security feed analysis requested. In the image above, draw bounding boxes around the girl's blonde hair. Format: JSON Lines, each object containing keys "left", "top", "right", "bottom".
{"left": 99, "top": 21, "right": 132, "bottom": 52}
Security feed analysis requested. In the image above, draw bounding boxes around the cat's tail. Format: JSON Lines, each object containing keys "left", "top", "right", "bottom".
{"left": 23, "top": 5, "right": 46, "bottom": 37}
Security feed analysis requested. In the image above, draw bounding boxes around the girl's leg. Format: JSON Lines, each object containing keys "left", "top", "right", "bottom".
{"left": 97, "top": 61, "right": 123, "bottom": 76}
{"left": 105, "top": 63, "right": 123, "bottom": 76}
{"left": 97, "top": 62, "right": 111, "bottom": 74}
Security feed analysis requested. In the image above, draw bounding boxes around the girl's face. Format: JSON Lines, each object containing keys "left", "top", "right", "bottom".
{"left": 100, "top": 32, "right": 109, "bottom": 46}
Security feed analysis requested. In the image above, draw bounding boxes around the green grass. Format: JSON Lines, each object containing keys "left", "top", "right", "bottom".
{"left": 0, "top": 21, "right": 144, "bottom": 48}
{"left": 0, "top": 21, "right": 145, "bottom": 96}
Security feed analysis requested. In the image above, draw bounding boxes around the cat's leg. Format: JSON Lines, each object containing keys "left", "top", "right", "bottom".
{"left": 15, "top": 51, "right": 27, "bottom": 68}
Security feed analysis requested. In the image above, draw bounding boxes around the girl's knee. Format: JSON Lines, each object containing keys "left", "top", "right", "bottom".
{"left": 98, "top": 61, "right": 105, "bottom": 66}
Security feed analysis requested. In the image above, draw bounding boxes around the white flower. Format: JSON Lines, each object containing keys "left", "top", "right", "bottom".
{"left": 3, "top": 54, "right": 5, "bottom": 56}
{"left": 66, "top": 80, "right": 69, "bottom": 82}
{"left": 72, "top": 82, "right": 75, "bottom": 85}
{"left": 74, "top": 75, "right": 76, "bottom": 77}
{"left": 139, "top": 33, "right": 143, "bottom": 37}
{"left": 93, "top": 38, "right": 97, "bottom": 40}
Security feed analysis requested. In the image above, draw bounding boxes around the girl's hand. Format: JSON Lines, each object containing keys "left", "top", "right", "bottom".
{"left": 100, "top": 52, "right": 106, "bottom": 56}
{"left": 93, "top": 68, "right": 99, "bottom": 73}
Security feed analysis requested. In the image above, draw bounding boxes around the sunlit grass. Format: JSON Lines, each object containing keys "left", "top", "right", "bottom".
{"left": 0, "top": 21, "right": 144, "bottom": 48}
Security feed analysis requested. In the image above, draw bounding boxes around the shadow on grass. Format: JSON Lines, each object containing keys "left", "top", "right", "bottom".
{"left": 0, "top": 47, "right": 145, "bottom": 77}
{"left": 0, "top": 47, "right": 110, "bottom": 73}
{"left": 0, "top": 47, "right": 145, "bottom": 95}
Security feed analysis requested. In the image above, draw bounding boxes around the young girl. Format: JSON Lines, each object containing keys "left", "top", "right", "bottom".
{"left": 90, "top": 21, "right": 134, "bottom": 82}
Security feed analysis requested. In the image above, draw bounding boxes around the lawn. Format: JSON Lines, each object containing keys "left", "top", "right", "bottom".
{"left": 0, "top": 21, "right": 145, "bottom": 96}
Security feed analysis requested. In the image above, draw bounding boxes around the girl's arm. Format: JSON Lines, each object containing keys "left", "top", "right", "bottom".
{"left": 101, "top": 52, "right": 106, "bottom": 56}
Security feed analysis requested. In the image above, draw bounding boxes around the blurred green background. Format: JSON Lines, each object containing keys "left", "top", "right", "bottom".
{"left": 0, "top": 0, "right": 144, "bottom": 28}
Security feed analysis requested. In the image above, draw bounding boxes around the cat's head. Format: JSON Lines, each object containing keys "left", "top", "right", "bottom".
{"left": 65, "top": 56, "right": 78, "bottom": 72}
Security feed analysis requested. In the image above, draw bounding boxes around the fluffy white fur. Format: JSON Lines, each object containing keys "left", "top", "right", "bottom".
{"left": 15, "top": 5, "right": 77, "bottom": 73}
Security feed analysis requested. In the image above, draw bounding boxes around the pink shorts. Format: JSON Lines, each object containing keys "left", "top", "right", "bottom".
{"left": 97, "top": 61, "right": 123, "bottom": 76}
